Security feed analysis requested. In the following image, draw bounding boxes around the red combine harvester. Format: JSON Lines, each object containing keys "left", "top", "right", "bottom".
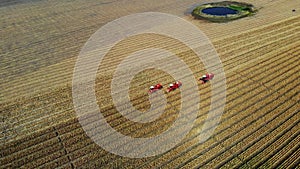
{"left": 148, "top": 84, "right": 163, "bottom": 93}
{"left": 148, "top": 73, "right": 214, "bottom": 94}
{"left": 199, "top": 73, "right": 214, "bottom": 84}
{"left": 167, "top": 81, "right": 182, "bottom": 92}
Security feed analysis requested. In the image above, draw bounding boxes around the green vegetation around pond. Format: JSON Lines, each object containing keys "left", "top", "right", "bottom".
{"left": 228, "top": 5, "right": 251, "bottom": 11}
{"left": 192, "top": 1, "right": 257, "bottom": 22}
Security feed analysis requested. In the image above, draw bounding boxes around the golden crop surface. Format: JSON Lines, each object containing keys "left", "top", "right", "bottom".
{"left": 0, "top": 0, "right": 299, "bottom": 168}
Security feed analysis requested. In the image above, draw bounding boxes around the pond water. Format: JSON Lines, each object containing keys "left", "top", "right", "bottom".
{"left": 202, "top": 7, "right": 238, "bottom": 16}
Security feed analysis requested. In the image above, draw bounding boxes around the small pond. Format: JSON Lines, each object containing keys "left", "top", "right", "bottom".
{"left": 202, "top": 7, "right": 238, "bottom": 16}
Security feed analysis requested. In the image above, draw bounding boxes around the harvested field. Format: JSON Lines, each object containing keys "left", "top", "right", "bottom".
{"left": 1, "top": 0, "right": 299, "bottom": 168}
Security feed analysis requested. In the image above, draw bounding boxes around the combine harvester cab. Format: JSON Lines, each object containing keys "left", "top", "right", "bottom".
{"left": 148, "top": 84, "right": 163, "bottom": 94}
{"left": 167, "top": 81, "right": 182, "bottom": 92}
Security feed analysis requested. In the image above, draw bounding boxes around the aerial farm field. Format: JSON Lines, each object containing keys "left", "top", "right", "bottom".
{"left": 0, "top": 0, "right": 299, "bottom": 168}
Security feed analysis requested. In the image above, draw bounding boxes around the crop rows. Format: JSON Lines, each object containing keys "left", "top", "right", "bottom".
{"left": 1, "top": 4, "right": 299, "bottom": 169}
{"left": 102, "top": 18, "right": 300, "bottom": 168}
{"left": 1, "top": 28, "right": 298, "bottom": 169}
{"left": 2, "top": 13, "right": 300, "bottom": 103}
{"left": 58, "top": 43, "right": 298, "bottom": 168}
{"left": 1, "top": 38, "right": 298, "bottom": 168}
{"left": 154, "top": 75, "right": 298, "bottom": 169}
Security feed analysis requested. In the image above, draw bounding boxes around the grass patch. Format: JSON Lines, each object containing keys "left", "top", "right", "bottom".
{"left": 192, "top": 1, "right": 257, "bottom": 22}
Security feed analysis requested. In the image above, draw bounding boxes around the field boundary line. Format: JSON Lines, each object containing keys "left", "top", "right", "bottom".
{"left": 53, "top": 126, "right": 75, "bottom": 169}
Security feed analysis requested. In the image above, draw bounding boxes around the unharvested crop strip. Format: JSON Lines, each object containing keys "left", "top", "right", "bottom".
{"left": 220, "top": 32, "right": 300, "bottom": 72}
{"left": 219, "top": 26, "right": 300, "bottom": 59}
{"left": 2, "top": 136, "right": 59, "bottom": 164}
{"left": 262, "top": 66, "right": 299, "bottom": 98}
{"left": 274, "top": 145, "right": 300, "bottom": 169}
{"left": 212, "top": 15, "right": 300, "bottom": 43}
{"left": 215, "top": 21, "right": 300, "bottom": 54}
{"left": 252, "top": 57, "right": 300, "bottom": 84}
{"left": 263, "top": 63, "right": 300, "bottom": 87}
{"left": 212, "top": 106, "right": 299, "bottom": 169}
{"left": 209, "top": 35, "right": 300, "bottom": 78}
{"left": 239, "top": 57, "right": 300, "bottom": 102}
{"left": 234, "top": 102, "right": 299, "bottom": 154}
{"left": 255, "top": 131, "right": 300, "bottom": 168}
{"left": 235, "top": 52, "right": 300, "bottom": 78}
{"left": 1, "top": 127, "right": 55, "bottom": 156}
{"left": 235, "top": 53, "right": 300, "bottom": 84}
{"left": 179, "top": 42, "right": 298, "bottom": 137}
{"left": 243, "top": 58, "right": 300, "bottom": 90}
{"left": 234, "top": 115, "right": 300, "bottom": 168}
{"left": 274, "top": 80, "right": 300, "bottom": 104}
